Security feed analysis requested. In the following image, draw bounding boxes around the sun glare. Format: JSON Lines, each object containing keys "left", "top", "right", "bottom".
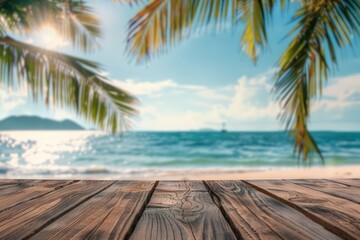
{"left": 35, "top": 26, "right": 68, "bottom": 50}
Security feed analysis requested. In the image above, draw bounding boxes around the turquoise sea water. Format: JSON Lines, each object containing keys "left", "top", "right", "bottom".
{"left": 0, "top": 131, "right": 359, "bottom": 178}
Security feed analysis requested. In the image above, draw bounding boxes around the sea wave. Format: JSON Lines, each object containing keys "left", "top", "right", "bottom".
{"left": 0, "top": 131, "right": 359, "bottom": 178}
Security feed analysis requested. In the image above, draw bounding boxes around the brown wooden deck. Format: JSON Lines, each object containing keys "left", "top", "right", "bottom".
{"left": 0, "top": 179, "right": 359, "bottom": 239}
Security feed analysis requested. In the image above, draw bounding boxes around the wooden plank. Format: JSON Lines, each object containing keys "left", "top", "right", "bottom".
{"left": 205, "top": 181, "right": 340, "bottom": 240}
{"left": 0, "top": 180, "right": 114, "bottom": 239}
{"left": 30, "top": 181, "right": 156, "bottom": 240}
{"left": 0, "top": 179, "right": 48, "bottom": 192}
{"left": 290, "top": 179, "right": 360, "bottom": 204}
{"left": 246, "top": 180, "right": 360, "bottom": 240}
{"left": 0, "top": 179, "right": 37, "bottom": 193}
{"left": 130, "top": 181, "right": 236, "bottom": 240}
{"left": 330, "top": 179, "right": 360, "bottom": 188}
{"left": 0, "top": 179, "right": 32, "bottom": 186}
{"left": 0, "top": 180, "right": 74, "bottom": 212}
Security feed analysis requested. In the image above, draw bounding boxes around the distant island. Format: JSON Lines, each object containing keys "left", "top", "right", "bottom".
{"left": 0, "top": 116, "right": 84, "bottom": 130}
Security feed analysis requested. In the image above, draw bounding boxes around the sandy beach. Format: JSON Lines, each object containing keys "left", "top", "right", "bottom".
{"left": 164, "top": 165, "right": 360, "bottom": 180}
{"left": 3, "top": 165, "right": 358, "bottom": 180}
{"left": 110, "top": 165, "right": 360, "bottom": 180}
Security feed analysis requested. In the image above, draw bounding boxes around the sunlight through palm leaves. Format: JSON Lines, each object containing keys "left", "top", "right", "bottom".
{"left": 0, "top": 0, "right": 138, "bottom": 133}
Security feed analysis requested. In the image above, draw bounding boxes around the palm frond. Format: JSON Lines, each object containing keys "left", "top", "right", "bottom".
{"left": 0, "top": 36, "right": 138, "bottom": 132}
{"left": 127, "top": 0, "right": 274, "bottom": 63}
{"left": 238, "top": 0, "right": 274, "bottom": 62}
{"left": 0, "top": 0, "right": 101, "bottom": 51}
{"left": 127, "top": 0, "right": 241, "bottom": 63}
{"left": 275, "top": 0, "right": 360, "bottom": 161}
{"left": 60, "top": 0, "right": 102, "bottom": 52}
{"left": 0, "top": 0, "right": 48, "bottom": 34}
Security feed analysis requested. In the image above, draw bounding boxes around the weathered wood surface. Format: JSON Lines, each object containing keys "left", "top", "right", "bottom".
{"left": 290, "top": 179, "right": 360, "bottom": 204}
{"left": 31, "top": 181, "right": 156, "bottom": 240}
{"left": 246, "top": 180, "right": 360, "bottom": 240}
{"left": 0, "top": 180, "right": 113, "bottom": 239}
{"left": 0, "top": 179, "right": 73, "bottom": 212}
{"left": 331, "top": 178, "right": 360, "bottom": 188}
{"left": 130, "top": 181, "right": 236, "bottom": 240}
{"left": 205, "top": 181, "right": 340, "bottom": 240}
{"left": 0, "top": 179, "right": 358, "bottom": 240}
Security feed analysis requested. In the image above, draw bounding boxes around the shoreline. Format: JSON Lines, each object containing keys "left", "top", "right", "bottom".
{"left": 1, "top": 165, "right": 359, "bottom": 180}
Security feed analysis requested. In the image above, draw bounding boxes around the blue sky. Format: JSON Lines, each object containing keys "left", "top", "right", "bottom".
{"left": 1, "top": 2, "right": 360, "bottom": 131}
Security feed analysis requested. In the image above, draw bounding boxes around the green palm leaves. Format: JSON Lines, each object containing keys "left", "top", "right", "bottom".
{"left": 127, "top": 0, "right": 359, "bottom": 161}
{"left": 0, "top": 0, "right": 137, "bottom": 133}
{"left": 127, "top": 0, "right": 274, "bottom": 62}
{"left": 276, "top": 0, "right": 360, "bottom": 161}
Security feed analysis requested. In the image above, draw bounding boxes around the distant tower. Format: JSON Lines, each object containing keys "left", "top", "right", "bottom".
{"left": 221, "top": 122, "right": 227, "bottom": 133}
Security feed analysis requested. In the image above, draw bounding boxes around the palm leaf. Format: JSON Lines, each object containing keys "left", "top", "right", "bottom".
{"left": 127, "top": 0, "right": 247, "bottom": 63}
{"left": 0, "top": 36, "right": 138, "bottom": 132}
{"left": 239, "top": 0, "right": 274, "bottom": 62}
{"left": 275, "top": 0, "right": 360, "bottom": 162}
{"left": 59, "top": 0, "right": 102, "bottom": 52}
{"left": 0, "top": 0, "right": 101, "bottom": 52}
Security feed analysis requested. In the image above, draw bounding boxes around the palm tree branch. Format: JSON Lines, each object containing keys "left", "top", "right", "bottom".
{"left": 239, "top": 0, "right": 274, "bottom": 62}
{"left": 0, "top": 36, "right": 138, "bottom": 132}
{"left": 127, "top": 0, "right": 244, "bottom": 63}
{"left": 60, "top": 0, "right": 102, "bottom": 52}
{"left": 0, "top": 0, "right": 101, "bottom": 51}
{"left": 275, "top": 0, "right": 360, "bottom": 161}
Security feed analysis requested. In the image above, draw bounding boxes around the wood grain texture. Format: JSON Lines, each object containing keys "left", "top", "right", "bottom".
{"left": 0, "top": 180, "right": 114, "bottom": 239}
{"left": 330, "top": 179, "right": 360, "bottom": 188}
{"left": 0, "top": 180, "right": 73, "bottom": 212}
{"left": 205, "top": 180, "right": 340, "bottom": 240}
{"left": 30, "top": 181, "right": 156, "bottom": 240}
{"left": 289, "top": 179, "right": 360, "bottom": 204}
{"left": 130, "top": 181, "right": 236, "bottom": 240}
{"left": 246, "top": 180, "right": 360, "bottom": 240}
{"left": 0, "top": 179, "right": 37, "bottom": 193}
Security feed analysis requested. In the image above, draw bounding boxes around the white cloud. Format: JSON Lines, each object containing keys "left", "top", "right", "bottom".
{"left": 135, "top": 74, "right": 280, "bottom": 130}
{"left": 136, "top": 72, "right": 360, "bottom": 131}
{"left": 111, "top": 79, "right": 230, "bottom": 101}
{"left": 223, "top": 76, "right": 279, "bottom": 120}
{"left": 112, "top": 79, "right": 177, "bottom": 96}
{"left": 0, "top": 88, "right": 27, "bottom": 118}
{"left": 312, "top": 74, "right": 360, "bottom": 111}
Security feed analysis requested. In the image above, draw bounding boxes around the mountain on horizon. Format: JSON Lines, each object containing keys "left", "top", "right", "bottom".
{"left": 0, "top": 116, "right": 84, "bottom": 130}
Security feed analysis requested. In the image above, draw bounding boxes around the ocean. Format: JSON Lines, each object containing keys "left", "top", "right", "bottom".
{"left": 0, "top": 131, "right": 359, "bottom": 178}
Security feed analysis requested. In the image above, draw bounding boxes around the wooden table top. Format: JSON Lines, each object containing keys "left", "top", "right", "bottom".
{"left": 0, "top": 179, "right": 359, "bottom": 239}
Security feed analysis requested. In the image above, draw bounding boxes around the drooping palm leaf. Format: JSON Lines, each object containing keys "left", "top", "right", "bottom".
{"left": 275, "top": 0, "right": 360, "bottom": 161}
{"left": 0, "top": 36, "right": 138, "bottom": 132}
{"left": 238, "top": 0, "right": 274, "bottom": 62}
{"left": 127, "top": 0, "right": 274, "bottom": 63}
{"left": 59, "top": 0, "right": 102, "bottom": 52}
{"left": 128, "top": 0, "right": 242, "bottom": 62}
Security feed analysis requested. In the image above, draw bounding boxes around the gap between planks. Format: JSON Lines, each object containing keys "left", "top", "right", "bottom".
{"left": 0, "top": 180, "right": 79, "bottom": 214}
{"left": 27, "top": 180, "right": 159, "bottom": 240}
{"left": 202, "top": 181, "right": 242, "bottom": 239}
{"left": 204, "top": 180, "right": 341, "bottom": 240}
{"left": 243, "top": 179, "right": 359, "bottom": 240}
{"left": 129, "top": 181, "right": 237, "bottom": 240}
{"left": 0, "top": 180, "right": 159, "bottom": 240}
{"left": 123, "top": 181, "right": 159, "bottom": 240}
{"left": 23, "top": 181, "right": 118, "bottom": 240}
